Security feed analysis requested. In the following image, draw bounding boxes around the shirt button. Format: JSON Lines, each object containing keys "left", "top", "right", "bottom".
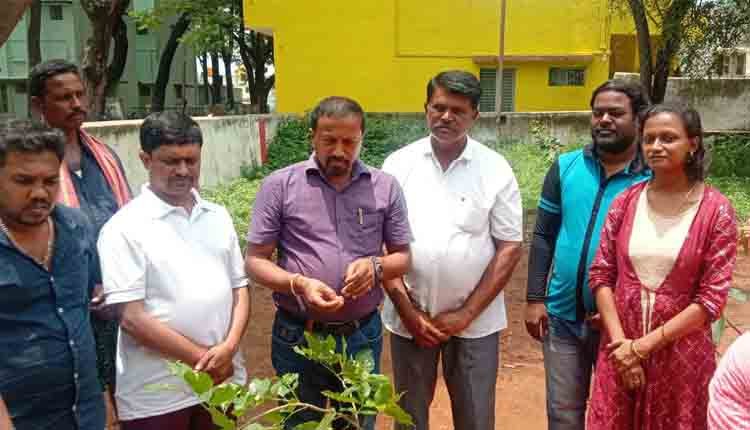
{"left": 57, "top": 307, "right": 64, "bottom": 314}
{"left": 69, "top": 340, "right": 75, "bottom": 347}
{"left": 72, "top": 405, "right": 76, "bottom": 412}
{"left": 73, "top": 372, "right": 78, "bottom": 380}
{"left": 50, "top": 276, "right": 54, "bottom": 283}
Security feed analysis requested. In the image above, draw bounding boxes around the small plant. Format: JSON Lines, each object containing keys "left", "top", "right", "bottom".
{"left": 162, "top": 333, "right": 413, "bottom": 430}
{"left": 529, "top": 120, "right": 563, "bottom": 162}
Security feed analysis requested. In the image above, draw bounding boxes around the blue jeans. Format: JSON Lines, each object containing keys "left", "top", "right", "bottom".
{"left": 542, "top": 314, "right": 600, "bottom": 430}
{"left": 271, "top": 310, "right": 383, "bottom": 430}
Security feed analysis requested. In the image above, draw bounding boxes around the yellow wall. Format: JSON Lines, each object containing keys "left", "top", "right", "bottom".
{"left": 245, "top": 0, "right": 637, "bottom": 113}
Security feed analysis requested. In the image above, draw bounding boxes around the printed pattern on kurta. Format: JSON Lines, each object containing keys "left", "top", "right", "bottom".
{"left": 586, "top": 182, "right": 738, "bottom": 430}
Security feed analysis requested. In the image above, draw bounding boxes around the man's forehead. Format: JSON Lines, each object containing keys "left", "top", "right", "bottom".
{"left": 45, "top": 73, "right": 83, "bottom": 91}
{"left": 1, "top": 151, "right": 61, "bottom": 172}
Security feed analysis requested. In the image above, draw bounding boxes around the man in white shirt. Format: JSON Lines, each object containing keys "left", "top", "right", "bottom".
{"left": 97, "top": 111, "right": 249, "bottom": 429}
{"left": 382, "top": 70, "right": 523, "bottom": 430}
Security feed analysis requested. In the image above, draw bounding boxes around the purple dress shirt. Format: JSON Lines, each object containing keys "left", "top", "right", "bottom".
{"left": 247, "top": 155, "right": 413, "bottom": 322}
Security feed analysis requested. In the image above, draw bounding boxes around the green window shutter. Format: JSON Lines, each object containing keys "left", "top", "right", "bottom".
{"left": 479, "top": 68, "right": 515, "bottom": 112}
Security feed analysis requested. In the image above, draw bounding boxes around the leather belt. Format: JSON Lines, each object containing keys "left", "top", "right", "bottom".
{"left": 278, "top": 308, "right": 377, "bottom": 337}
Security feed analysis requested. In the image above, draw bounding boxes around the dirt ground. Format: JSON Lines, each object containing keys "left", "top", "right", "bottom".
{"left": 239, "top": 253, "right": 750, "bottom": 430}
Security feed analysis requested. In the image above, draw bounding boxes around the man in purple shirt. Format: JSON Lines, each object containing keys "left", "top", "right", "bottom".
{"left": 245, "top": 96, "right": 412, "bottom": 429}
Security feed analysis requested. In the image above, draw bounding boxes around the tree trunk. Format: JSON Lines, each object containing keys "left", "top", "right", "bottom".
{"left": 200, "top": 52, "right": 210, "bottom": 105}
{"left": 81, "top": 0, "right": 129, "bottom": 120}
{"left": 627, "top": 0, "right": 654, "bottom": 99}
{"left": 222, "top": 48, "right": 234, "bottom": 110}
{"left": 150, "top": 13, "right": 191, "bottom": 113}
{"left": 27, "top": 0, "right": 41, "bottom": 68}
{"left": 651, "top": 0, "right": 693, "bottom": 103}
{"left": 0, "top": 0, "right": 32, "bottom": 47}
{"left": 105, "top": 15, "right": 128, "bottom": 97}
{"left": 210, "top": 51, "right": 223, "bottom": 105}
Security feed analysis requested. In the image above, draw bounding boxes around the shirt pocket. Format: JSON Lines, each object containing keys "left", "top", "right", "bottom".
{"left": 0, "top": 264, "right": 47, "bottom": 313}
{"left": 345, "top": 210, "right": 384, "bottom": 257}
{"left": 453, "top": 196, "right": 490, "bottom": 234}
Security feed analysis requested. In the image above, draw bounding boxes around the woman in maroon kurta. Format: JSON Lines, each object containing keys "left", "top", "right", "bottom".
{"left": 587, "top": 105, "right": 738, "bottom": 430}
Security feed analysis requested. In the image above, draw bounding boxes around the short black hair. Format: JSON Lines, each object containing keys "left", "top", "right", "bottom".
{"left": 310, "top": 96, "right": 365, "bottom": 133}
{"left": 590, "top": 79, "right": 651, "bottom": 117}
{"left": 29, "top": 59, "right": 81, "bottom": 98}
{"left": 426, "top": 70, "right": 482, "bottom": 110}
{"left": 640, "top": 104, "right": 708, "bottom": 181}
{"left": 139, "top": 111, "right": 203, "bottom": 153}
{"left": 0, "top": 120, "right": 65, "bottom": 167}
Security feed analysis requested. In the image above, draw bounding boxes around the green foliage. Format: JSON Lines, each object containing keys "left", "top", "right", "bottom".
{"left": 707, "top": 135, "right": 750, "bottom": 179}
{"left": 202, "top": 178, "right": 263, "bottom": 248}
{"left": 167, "top": 333, "right": 412, "bottom": 430}
{"left": 529, "top": 120, "right": 564, "bottom": 163}
{"left": 129, "top": 0, "right": 239, "bottom": 52}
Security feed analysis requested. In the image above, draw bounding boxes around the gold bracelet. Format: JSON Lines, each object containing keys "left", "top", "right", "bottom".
{"left": 631, "top": 339, "right": 648, "bottom": 360}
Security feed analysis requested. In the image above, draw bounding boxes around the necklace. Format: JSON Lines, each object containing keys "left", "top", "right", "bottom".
{"left": 0, "top": 216, "right": 55, "bottom": 270}
{"left": 646, "top": 180, "right": 699, "bottom": 217}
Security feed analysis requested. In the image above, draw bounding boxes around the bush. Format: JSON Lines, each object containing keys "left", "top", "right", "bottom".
{"left": 707, "top": 135, "right": 750, "bottom": 178}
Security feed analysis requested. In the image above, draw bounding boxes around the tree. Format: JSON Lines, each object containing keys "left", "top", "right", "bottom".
{"left": 80, "top": 0, "right": 131, "bottom": 119}
{"left": 134, "top": 0, "right": 275, "bottom": 113}
{"left": 615, "top": 0, "right": 750, "bottom": 103}
{"left": 0, "top": 0, "right": 32, "bottom": 47}
{"left": 27, "top": 0, "right": 41, "bottom": 69}
{"left": 150, "top": 12, "right": 191, "bottom": 112}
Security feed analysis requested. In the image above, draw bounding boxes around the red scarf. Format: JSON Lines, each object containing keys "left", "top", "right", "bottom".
{"left": 57, "top": 129, "right": 131, "bottom": 208}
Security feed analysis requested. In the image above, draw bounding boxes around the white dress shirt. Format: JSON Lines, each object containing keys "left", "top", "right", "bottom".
{"left": 98, "top": 185, "right": 248, "bottom": 420}
{"left": 381, "top": 136, "right": 523, "bottom": 339}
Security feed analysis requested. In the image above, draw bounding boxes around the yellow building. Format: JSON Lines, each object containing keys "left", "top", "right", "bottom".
{"left": 245, "top": 0, "right": 646, "bottom": 113}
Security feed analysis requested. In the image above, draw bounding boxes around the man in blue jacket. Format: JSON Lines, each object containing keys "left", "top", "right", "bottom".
{"left": 525, "top": 80, "right": 651, "bottom": 430}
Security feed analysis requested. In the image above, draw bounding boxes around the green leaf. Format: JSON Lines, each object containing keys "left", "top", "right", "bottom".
{"left": 315, "top": 411, "right": 336, "bottom": 430}
{"left": 292, "top": 422, "right": 319, "bottom": 430}
{"left": 210, "top": 384, "right": 240, "bottom": 407}
{"left": 184, "top": 369, "right": 214, "bottom": 395}
{"left": 354, "top": 349, "right": 375, "bottom": 373}
{"left": 208, "top": 406, "right": 236, "bottom": 430}
{"left": 321, "top": 390, "right": 356, "bottom": 404}
{"left": 373, "top": 381, "right": 394, "bottom": 406}
{"left": 384, "top": 402, "right": 414, "bottom": 426}
{"left": 730, "top": 287, "right": 749, "bottom": 303}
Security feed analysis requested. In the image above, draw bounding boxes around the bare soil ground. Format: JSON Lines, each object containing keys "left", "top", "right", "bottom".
{"left": 239, "top": 253, "right": 750, "bottom": 430}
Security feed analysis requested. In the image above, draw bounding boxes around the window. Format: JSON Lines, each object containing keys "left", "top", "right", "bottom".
{"left": 549, "top": 68, "right": 585, "bottom": 86}
{"left": 736, "top": 53, "right": 747, "bottom": 76}
{"left": 479, "top": 68, "right": 515, "bottom": 112}
{"left": 49, "top": 5, "right": 64, "bottom": 21}
{"left": 0, "top": 85, "right": 8, "bottom": 113}
{"left": 138, "top": 83, "right": 151, "bottom": 98}
{"left": 722, "top": 56, "right": 731, "bottom": 76}
{"left": 174, "top": 84, "right": 184, "bottom": 99}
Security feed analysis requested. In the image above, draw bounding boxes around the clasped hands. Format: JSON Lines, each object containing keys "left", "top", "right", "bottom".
{"left": 292, "top": 257, "right": 376, "bottom": 314}
{"left": 194, "top": 341, "right": 237, "bottom": 384}
{"left": 607, "top": 338, "right": 648, "bottom": 391}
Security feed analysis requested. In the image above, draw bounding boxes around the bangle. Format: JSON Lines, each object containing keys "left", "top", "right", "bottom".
{"left": 631, "top": 339, "right": 648, "bottom": 360}
{"left": 289, "top": 273, "right": 302, "bottom": 296}
{"left": 289, "top": 273, "right": 307, "bottom": 312}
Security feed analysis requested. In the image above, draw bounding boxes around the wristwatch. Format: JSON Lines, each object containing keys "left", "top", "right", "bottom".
{"left": 370, "top": 256, "right": 383, "bottom": 286}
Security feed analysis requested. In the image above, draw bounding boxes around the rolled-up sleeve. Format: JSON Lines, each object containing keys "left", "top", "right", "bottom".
{"left": 694, "top": 201, "right": 737, "bottom": 321}
{"left": 97, "top": 223, "right": 147, "bottom": 305}
{"left": 246, "top": 173, "right": 284, "bottom": 245}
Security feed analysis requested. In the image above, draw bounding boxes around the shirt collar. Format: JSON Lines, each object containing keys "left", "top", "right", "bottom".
{"left": 304, "top": 154, "right": 371, "bottom": 181}
{"left": 583, "top": 142, "right": 649, "bottom": 175}
{"left": 139, "top": 184, "right": 214, "bottom": 219}
{"left": 422, "top": 136, "right": 475, "bottom": 162}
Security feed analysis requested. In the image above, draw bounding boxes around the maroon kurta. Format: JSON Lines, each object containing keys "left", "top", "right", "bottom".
{"left": 587, "top": 182, "right": 738, "bottom": 430}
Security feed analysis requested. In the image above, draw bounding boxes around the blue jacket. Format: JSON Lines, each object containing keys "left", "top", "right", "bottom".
{"left": 526, "top": 144, "right": 651, "bottom": 321}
